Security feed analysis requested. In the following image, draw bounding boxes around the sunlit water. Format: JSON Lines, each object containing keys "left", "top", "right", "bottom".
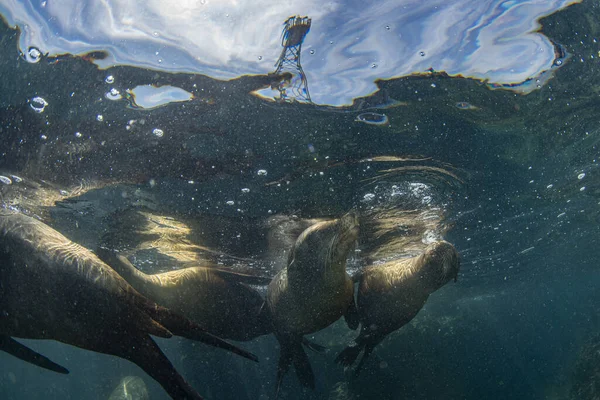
{"left": 0, "top": 1, "right": 599, "bottom": 399}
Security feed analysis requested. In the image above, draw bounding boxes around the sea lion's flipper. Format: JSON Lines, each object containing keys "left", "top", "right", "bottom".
{"left": 0, "top": 335, "right": 69, "bottom": 374}
{"left": 353, "top": 343, "right": 375, "bottom": 377}
{"left": 276, "top": 336, "right": 315, "bottom": 391}
{"left": 211, "top": 268, "right": 272, "bottom": 285}
{"left": 146, "top": 305, "right": 258, "bottom": 362}
{"left": 291, "top": 341, "right": 315, "bottom": 389}
{"left": 302, "top": 338, "right": 327, "bottom": 354}
{"left": 334, "top": 343, "right": 363, "bottom": 367}
{"left": 344, "top": 299, "right": 360, "bottom": 330}
{"left": 119, "top": 334, "right": 204, "bottom": 400}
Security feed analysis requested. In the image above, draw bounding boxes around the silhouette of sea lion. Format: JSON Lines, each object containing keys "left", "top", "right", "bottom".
{"left": 267, "top": 212, "right": 360, "bottom": 394}
{"left": 335, "top": 240, "right": 460, "bottom": 375}
{"left": 96, "top": 248, "right": 272, "bottom": 341}
{"left": 0, "top": 210, "right": 257, "bottom": 400}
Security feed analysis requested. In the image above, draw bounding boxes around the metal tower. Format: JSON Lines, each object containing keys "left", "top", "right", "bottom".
{"left": 273, "top": 16, "right": 312, "bottom": 103}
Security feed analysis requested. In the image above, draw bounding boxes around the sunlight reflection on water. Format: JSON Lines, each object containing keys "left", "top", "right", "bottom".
{"left": 0, "top": 0, "right": 580, "bottom": 105}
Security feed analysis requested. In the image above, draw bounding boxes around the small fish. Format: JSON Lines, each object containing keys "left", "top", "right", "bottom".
{"left": 355, "top": 112, "right": 389, "bottom": 126}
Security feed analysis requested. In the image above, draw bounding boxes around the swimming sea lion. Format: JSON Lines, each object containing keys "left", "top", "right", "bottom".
{"left": 335, "top": 240, "right": 460, "bottom": 375}
{"left": 0, "top": 210, "right": 257, "bottom": 400}
{"left": 267, "top": 212, "right": 360, "bottom": 394}
{"left": 96, "top": 248, "right": 273, "bottom": 341}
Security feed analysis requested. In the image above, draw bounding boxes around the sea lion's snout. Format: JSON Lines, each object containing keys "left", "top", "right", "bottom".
{"left": 424, "top": 241, "right": 460, "bottom": 286}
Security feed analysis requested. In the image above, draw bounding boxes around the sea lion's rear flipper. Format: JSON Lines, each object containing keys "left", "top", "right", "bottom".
{"left": 146, "top": 305, "right": 258, "bottom": 363}
{"left": 211, "top": 268, "right": 272, "bottom": 285}
{"left": 0, "top": 335, "right": 69, "bottom": 374}
{"left": 119, "top": 334, "right": 204, "bottom": 400}
{"left": 344, "top": 299, "right": 360, "bottom": 330}
{"left": 276, "top": 336, "right": 315, "bottom": 393}
{"left": 353, "top": 342, "right": 375, "bottom": 377}
{"left": 334, "top": 342, "right": 363, "bottom": 367}
{"left": 302, "top": 338, "right": 327, "bottom": 354}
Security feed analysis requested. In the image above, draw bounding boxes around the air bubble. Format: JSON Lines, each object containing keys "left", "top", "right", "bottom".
{"left": 74, "top": 132, "right": 82, "bottom": 138}
{"left": 258, "top": 56, "right": 263, "bottom": 60}
{"left": 105, "top": 75, "right": 115, "bottom": 84}
{"left": 152, "top": 128, "right": 164, "bottom": 137}
{"left": 30, "top": 96, "right": 48, "bottom": 113}
{"left": 257, "top": 169, "right": 268, "bottom": 176}
{"left": 371, "top": 63, "right": 378, "bottom": 69}
{"left": 96, "top": 114, "right": 104, "bottom": 122}
{"left": 40, "top": 134, "right": 47, "bottom": 140}
{"left": 577, "top": 173, "right": 585, "bottom": 180}
{"left": 419, "top": 51, "right": 426, "bottom": 57}
{"left": 363, "top": 193, "right": 376, "bottom": 201}
{"left": 226, "top": 200, "right": 235, "bottom": 206}
{"left": 385, "top": 25, "right": 390, "bottom": 30}
{"left": 105, "top": 88, "right": 122, "bottom": 100}
{"left": 27, "top": 47, "right": 42, "bottom": 63}
{"left": 0, "top": 176, "right": 12, "bottom": 185}
{"left": 241, "top": 188, "right": 250, "bottom": 193}
{"left": 310, "top": 49, "right": 315, "bottom": 54}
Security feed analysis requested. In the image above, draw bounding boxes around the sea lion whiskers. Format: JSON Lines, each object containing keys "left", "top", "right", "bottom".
{"left": 324, "top": 232, "right": 338, "bottom": 272}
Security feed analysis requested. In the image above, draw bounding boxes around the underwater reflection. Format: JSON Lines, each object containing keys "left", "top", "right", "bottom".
{"left": 0, "top": 0, "right": 579, "bottom": 105}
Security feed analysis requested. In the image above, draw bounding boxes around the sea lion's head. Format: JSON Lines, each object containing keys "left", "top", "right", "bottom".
{"left": 420, "top": 240, "right": 460, "bottom": 289}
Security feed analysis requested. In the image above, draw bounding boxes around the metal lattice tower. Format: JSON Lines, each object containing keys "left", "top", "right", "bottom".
{"left": 273, "top": 16, "right": 312, "bottom": 103}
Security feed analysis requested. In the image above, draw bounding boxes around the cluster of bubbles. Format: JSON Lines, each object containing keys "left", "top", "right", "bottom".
{"left": 152, "top": 128, "right": 164, "bottom": 137}
{"left": 0, "top": 175, "right": 23, "bottom": 185}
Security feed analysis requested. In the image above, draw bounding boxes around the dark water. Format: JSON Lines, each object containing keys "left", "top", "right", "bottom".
{"left": 0, "top": 1, "right": 599, "bottom": 399}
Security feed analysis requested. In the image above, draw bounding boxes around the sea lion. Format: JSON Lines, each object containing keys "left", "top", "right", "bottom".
{"left": 96, "top": 248, "right": 273, "bottom": 341}
{"left": 0, "top": 210, "right": 257, "bottom": 400}
{"left": 335, "top": 240, "right": 460, "bottom": 375}
{"left": 267, "top": 212, "right": 360, "bottom": 394}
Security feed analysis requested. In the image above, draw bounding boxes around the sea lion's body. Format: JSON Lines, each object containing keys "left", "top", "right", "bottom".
{"left": 267, "top": 212, "right": 360, "bottom": 393}
{"left": 0, "top": 210, "right": 256, "bottom": 400}
{"left": 336, "top": 240, "right": 460, "bottom": 375}
{"left": 96, "top": 249, "right": 272, "bottom": 341}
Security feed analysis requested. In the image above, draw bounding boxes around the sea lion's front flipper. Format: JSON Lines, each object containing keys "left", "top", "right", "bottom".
{"left": 344, "top": 299, "right": 360, "bottom": 330}
{"left": 119, "top": 334, "right": 204, "bottom": 400}
{"left": 211, "top": 268, "right": 272, "bottom": 285}
{"left": 0, "top": 335, "right": 69, "bottom": 374}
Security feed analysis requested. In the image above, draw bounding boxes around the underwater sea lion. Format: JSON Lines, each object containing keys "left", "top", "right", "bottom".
{"left": 96, "top": 248, "right": 272, "bottom": 341}
{"left": 0, "top": 210, "right": 257, "bottom": 400}
{"left": 335, "top": 240, "right": 460, "bottom": 375}
{"left": 267, "top": 212, "right": 360, "bottom": 394}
